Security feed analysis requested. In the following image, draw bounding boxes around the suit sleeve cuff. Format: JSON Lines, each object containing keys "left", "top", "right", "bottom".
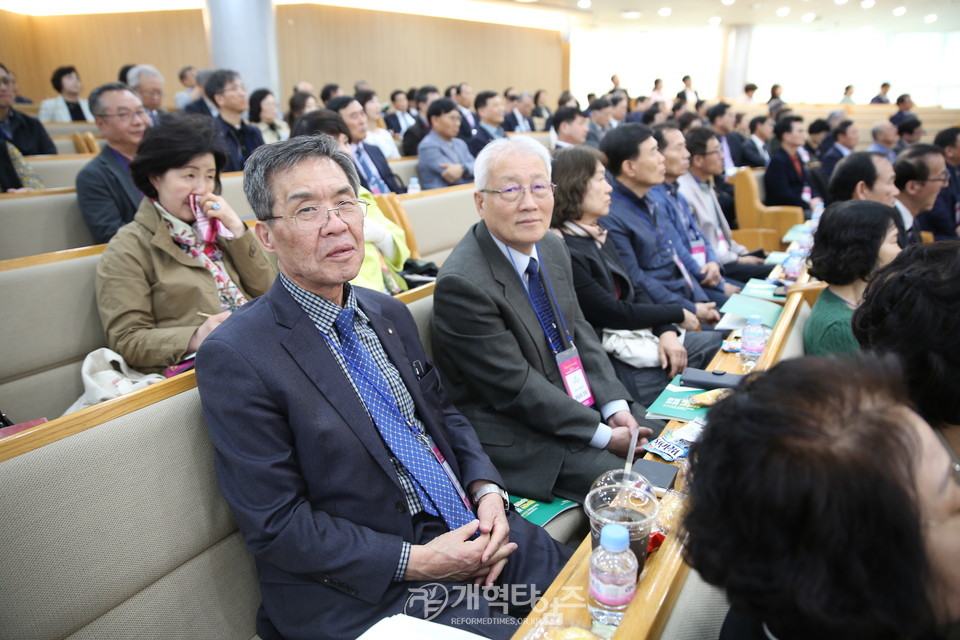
{"left": 393, "top": 541, "right": 411, "bottom": 582}
{"left": 600, "top": 399, "right": 630, "bottom": 422}
{"left": 589, "top": 423, "right": 613, "bottom": 449}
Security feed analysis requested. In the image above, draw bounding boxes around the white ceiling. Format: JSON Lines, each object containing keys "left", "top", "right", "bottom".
{"left": 506, "top": 0, "right": 960, "bottom": 31}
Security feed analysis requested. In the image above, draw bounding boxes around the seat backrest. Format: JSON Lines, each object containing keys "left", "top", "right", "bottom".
{"left": 0, "top": 189, "right": 93, "bottom": 260}
{"left": 27, "top": 154, "right": 95, "bottom": 188}
{"left": 732, "top": 169, "right": 763, "bottom": 228}
{"left": 43, "top": 122, "right": 99, "bottom": 137}
{"left": 397, "top": 183, "right": 477, "bottom": 265}
{"left": 399, "top": 282, "right": 436, "bottom": 361}
{"left": 0, "top": 248, "right": 106, "bottom": 423}
{"left": 0, "top": 373, "right": 260, "bottom": 640}
{"left": 388, "top": 156, "right": 418, "bottom": 188}
{"left": 219, "top": 171, "right": 256, "bottom": 221}
{"left": 52, "top": 136, "right": 78, "bottom": 154}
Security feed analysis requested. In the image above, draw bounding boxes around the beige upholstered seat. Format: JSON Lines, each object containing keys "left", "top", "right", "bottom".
{"left": 0, "top": 250, "right": 105, "bottom": 423}
{"left": 0, "top": 379, "right": 260, "bottom": 640}
{"left": 0, "top": 189, "right": 93, "bottom": 260}
{"left": 397, "top": 183, "right": 477, "bottom": 266}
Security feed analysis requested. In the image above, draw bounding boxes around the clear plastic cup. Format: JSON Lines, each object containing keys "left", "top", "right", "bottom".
{"left": 583, "top": 483, "right": 660, "bottom": 573}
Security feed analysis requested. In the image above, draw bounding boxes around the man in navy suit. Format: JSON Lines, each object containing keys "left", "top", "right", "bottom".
{"left": 706, "top": 102, "right": 743, "bottom": 172}
{"left": 196, "top": 135, "right": 570, "bottom": 640}
{"left": 502, "top": 92, "right": 534, "bottom": 132}
{"left": 819, "top": 120, "right": 859, "bottom": 180}
{"left": 764, "top": 115, "right": 822, "bottom": 215}
{"left": 77, "top": 83, "right": 151, "bottom": 243}
{"left": 329, "top": 95, "right": 405, "bottom": 194}
{"left": 600, "top": 123, "right": 725, "bottom": 324}
{"left": 467, "top": 91, "right": 506, "bottom": 157}
{"left": 384, "top": 89, "right": 416, "bottom": 136}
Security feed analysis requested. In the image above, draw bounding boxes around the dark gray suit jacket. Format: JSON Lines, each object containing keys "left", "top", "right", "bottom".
{"left": 197, "top": 280, "right": 505, "bottom": 639}
{"left": 432, "top": 222, "right": 640, "bottom": 500}
{"left": 76, "top": 145, "right": 142, "bottom": 243}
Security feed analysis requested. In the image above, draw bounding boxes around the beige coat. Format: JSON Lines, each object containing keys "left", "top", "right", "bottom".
{"left": 96, "top": 198, "right": 276, "bottom": 372}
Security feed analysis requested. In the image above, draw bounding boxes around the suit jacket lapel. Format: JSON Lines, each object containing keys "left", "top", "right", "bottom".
{"left": 475, "top": 222, "right": 557, "bottom": 371}
{"left": 102, "top": 146, "right": 141, "bottom": 209}
{"left": 269, "top": 283, "right": 400, "bottom": 485}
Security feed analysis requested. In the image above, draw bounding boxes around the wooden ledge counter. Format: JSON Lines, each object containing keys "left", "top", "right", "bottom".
{"left": 514, "top": 345, "right": 740, "bottom": 640}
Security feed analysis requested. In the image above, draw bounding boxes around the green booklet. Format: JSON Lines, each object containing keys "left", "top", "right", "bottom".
{"left": 781, "top": 224, "right": 808, "bottom": 243}
{"left": 509, "top": 494, "right": 580, "bottom": 527}
{"left": 644, "top": 375, "right": 710, "bottom": 422}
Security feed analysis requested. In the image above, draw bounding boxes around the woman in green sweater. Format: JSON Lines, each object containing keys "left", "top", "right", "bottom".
{"left": 803, "top": 200, "right": 901, "bottom": 356}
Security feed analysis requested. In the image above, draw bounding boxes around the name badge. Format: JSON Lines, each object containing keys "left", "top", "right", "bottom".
{"left": 556, "top": 346, "right": 594, "bottom": 406}
{"left": 689, "top": 239, "right": 707, "bottom": 269}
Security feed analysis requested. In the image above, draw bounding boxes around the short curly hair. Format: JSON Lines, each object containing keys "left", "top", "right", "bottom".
{"left": 684, "top": 354, "right": 935, "bottom": 640}
{"left": 853, "top": 241, "right": 960, "bottom": 427}
{"left": 551, "top": 146, "right": 606, "bottom": 227}
{"left": 807, "top": 200, "right": 896, "bottom": 285}
{"left": 130, "top": 114, "right": 227, "bottom": 200}
{"left": 50, "top": 66, "right": 78, "bottom": 93}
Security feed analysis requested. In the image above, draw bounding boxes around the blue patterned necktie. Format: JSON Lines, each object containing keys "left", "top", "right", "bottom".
{"left": 355, "top": 144, "right": 390, "bottom": 195}
{"left": 334, "top": 308, "right": 473, "bottom": 531}
{"left": 526, "top": 258, "right": 563, "bottom": 352}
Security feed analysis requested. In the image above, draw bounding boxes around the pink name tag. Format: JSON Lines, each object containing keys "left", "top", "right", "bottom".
{"left": 556, "top": 346, "right": 594, "bottom": 406}
{"left": 690, "top": 239, "right": 707, "bottom": 269}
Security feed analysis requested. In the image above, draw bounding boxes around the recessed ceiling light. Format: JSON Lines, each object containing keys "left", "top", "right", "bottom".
{"left": 708, "top": 15, "right": 722, "bottom": 25}
{"left": 801, "top": 12, "right": 816, "bottom": 21}
{"left": 577, "top": 0, "right": 591, "bottom": 8}
{"left": 658, "top": 7, "right": 672, "bottom": 16}
{"left": 860, "top": 0, "right": 875, "bottom": 8}
{"left": 721, "top": 0, "right": 736, "bottom": 5}
{"left": 834, "top": 0, "right": 847, "bottom": 4}
{"left": 776, "top": 6, "right": 790, "bottom": 16}
{"left": 620, "top": 10, "right": 641, "bottom": 19}
{"left": 924, "top": 13, "right": 938, "bottom": 22}
{"left": 892, "top": 6, "right": 906, "bottom": 15}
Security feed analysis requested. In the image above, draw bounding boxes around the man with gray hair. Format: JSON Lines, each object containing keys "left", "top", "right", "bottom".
{"left": 433, "top": 136, "right": 659, "bottom": 504}
{"left": 196, "top": 134, "right": 570, "bottom": 640}
{"left": 126, "top": 64, "right": 164, "bottom": 124}
{"left": 868, "top": 121, "right": 898, "bottom": 164}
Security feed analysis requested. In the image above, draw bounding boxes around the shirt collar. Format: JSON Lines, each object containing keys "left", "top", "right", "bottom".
{"left": 479, "top": 121, "right": 504, "bottom": 138}
{"left": 834, "top": 141, "right": 852, "bottom": 157}
{"left": 894, "top": 199, "right": 914, "bottom": 229}
{"left": 489, "top": 232, "right": 541, "bottom": 280}
{"left": 280, "top": 272, "right": 366, "bottom": 335}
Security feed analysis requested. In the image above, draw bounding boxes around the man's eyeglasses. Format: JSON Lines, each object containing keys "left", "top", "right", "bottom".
{"left": 96, "top": 109, "right": 150, "bottom": 123}
{"left": 480, "top": 182, "right": 556, "bottom": 203}
{"left": 922, "top": 171, "right": 950, "bottom": 184}
{"left": 0, "top": 77, "right": 13, "bottom": 87}
{"left": 268, "top": 199, "right": 368, "bottom": 230}
{"left": 695, "top": 149, "right": 723, "bottom": 157}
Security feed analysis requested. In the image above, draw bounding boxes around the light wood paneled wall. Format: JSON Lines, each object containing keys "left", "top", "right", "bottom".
{"left": 276, "top": 5, "right": 564, "bottom": 106}
{"left": 0, "top": 9, "right": 210, "bottom": 110}
{"left": 1, "top": 6, "right": 564, "bottom": 112}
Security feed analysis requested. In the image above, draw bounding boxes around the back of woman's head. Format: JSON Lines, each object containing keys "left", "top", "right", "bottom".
{"left": 853, "top": 241, "right": 960, "bottom": 427}
{"left": 808, "top": 200, "right": 895, "bottom": 284}
{"left": 684, "top": 354, "right": 934, "bottom": 639}
{"left": 131, "top": 113, "right": 227, "bottom": 199}
{"left": 551, "top": 146, "right": 605, "bottom": 227}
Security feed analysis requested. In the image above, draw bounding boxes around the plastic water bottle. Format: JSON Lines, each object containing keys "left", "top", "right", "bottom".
{"left": 407, "top": 177, "right": 421, "bottom": 194}
{"left": 810, "top": 202, "right": 825, "bottom": 231}
{"left": 783, "top": 250, "right": 805, "bottom": 281}
{"left": 798, "top": 228, "right": 814, "bottom": 256}
{"left": 588, "top": 524, "right": 638, "bottom": 632}
{"left": 740, "top": 315, "right": 767, "bottom": 370}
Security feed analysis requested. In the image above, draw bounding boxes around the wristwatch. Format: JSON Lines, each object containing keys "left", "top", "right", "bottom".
{"left": 471, "top": 483, "right": 510, "bottom": 510}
